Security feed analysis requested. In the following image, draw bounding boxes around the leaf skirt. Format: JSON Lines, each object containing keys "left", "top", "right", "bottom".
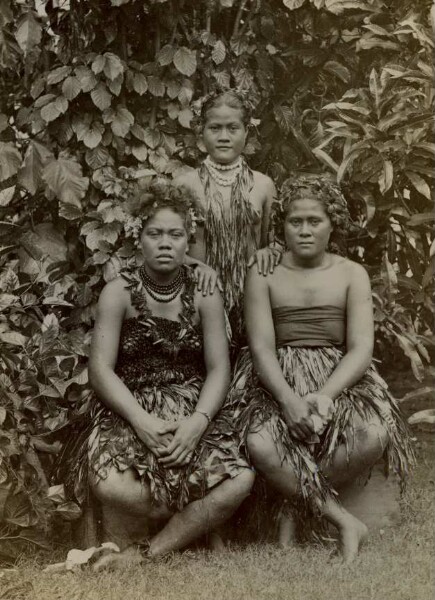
{"left": 230, "top": 345, "right": 415, "bottom": 509}
{"left": 79, "top": 378, "right": 248, "bottom": 513}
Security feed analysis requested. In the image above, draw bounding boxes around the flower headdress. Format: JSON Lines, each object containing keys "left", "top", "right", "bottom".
{"left": 123, "top": 181, "right": 202, "bottom": 247}
{"left": 271, "top": 173, "right": 358, "bottom": 255}
{"left": 191, "top": 88, "right": 260, "bottom": 131}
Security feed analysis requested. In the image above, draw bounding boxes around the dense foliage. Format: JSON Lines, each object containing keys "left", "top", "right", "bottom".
{"left": 0, "top": 0, "right": 433, "bottom": 562}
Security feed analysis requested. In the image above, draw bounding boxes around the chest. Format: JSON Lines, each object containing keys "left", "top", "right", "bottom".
{"left": 271, "top": 268, "right": 348, "bottom": 308}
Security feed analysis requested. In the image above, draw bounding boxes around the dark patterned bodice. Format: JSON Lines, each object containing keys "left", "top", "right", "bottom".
{"left": 115, "top": 267, "right": 205, "bottom": 390}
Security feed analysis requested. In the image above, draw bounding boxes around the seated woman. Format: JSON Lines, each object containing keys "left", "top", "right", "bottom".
{"left": 79, "top": 182, "right": 253, "bottom": 568}
{"left": 231, "top": 174, "right": 414, "bottom": 563}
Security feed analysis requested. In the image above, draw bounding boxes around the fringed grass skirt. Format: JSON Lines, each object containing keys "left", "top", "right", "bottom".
{"left": 230, "top": 345, "right": 414, "bottom": 509}
{"left": 77, "top": 378, "right": 248, "bottom": 512}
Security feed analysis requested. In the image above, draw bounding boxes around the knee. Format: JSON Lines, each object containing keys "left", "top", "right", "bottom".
{"left": 353, "top": 416, "right": 389, "bottom": 461}
{"left": 247, "top": 431, "right": 280, "bottom": 474}
{"left": 91, "top": 469, "right": 151, "bottom": 513}
{"left": 233, "top": 469, "right": 255, "bottom": 502}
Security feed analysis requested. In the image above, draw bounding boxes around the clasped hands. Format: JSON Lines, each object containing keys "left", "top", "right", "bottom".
{"left": 281, "top": 393, "right": 334, "bottom": 444}
{"left": 133, "top": 412, "right": 208, "bottom": 468}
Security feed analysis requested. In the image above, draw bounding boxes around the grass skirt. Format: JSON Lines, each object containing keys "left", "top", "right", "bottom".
{"left": 230, "top": 345, "right": 414, "bottom": 510}
{"left": 76, "top": 378, "right": 248, "bottom": 513}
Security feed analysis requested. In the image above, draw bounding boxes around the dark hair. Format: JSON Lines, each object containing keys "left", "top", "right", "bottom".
{"left": 124, "top": 181, "right": 201, "bottom": 236}
{"left": 191, "top": 90, "right": 253, "bottom": 132}
{"left": 272, "top": 174, "right": 356, "bottom": 256}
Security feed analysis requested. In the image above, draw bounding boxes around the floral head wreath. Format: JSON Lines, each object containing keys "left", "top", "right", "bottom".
{"left": 191, "top": 88, "right": 260, "bottom": 131}
{"left": 271, "top": 174, "right": 357, "bottom": 256}
{"left": 122, "top": 181, "right": 202, "bottom": 247}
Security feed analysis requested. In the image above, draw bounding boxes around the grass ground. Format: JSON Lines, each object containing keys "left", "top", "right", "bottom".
{"left": 0, "top": 374, "right": 434, "bottom": 600}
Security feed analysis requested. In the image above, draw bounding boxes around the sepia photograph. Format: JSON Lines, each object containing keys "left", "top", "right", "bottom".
{"left": 0, "top": 0, "right": 434, "bottom": 598}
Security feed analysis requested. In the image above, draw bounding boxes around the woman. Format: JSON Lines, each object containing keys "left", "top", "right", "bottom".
{"left": 76, "top": 182, "right": 253, "bottom": 568}
{"left": 174, "top": 89, "right": 280, "bottom": 349}
{"left": 231, "top": 174, "right": 414, "bottom": 563}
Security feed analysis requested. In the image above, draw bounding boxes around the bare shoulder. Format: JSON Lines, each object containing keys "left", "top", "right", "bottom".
{"left": 252, "top": 170, "right": 276, "bottom": 192}
{"left": 246, "top": 265, "right": 271, "bottom": 289}
{"left": 98, "top": 276, "right": 130, "bottom": 309}
{"left": 331, "top": 255, "right": 370, "bottom": 285}
{"left": 195, "top": 287, "right": 225, "bottom": 316}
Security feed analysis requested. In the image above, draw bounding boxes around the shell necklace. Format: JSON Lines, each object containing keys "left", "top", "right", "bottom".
{"left": 139, "top": 266, "right": 185, "bottom": 303}
{"left": 204, "top": 156, "right": 242, "bottom": 187}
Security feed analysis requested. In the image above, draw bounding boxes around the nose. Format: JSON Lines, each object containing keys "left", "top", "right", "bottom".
{"left": 300, "top": 222, "right": 311, "bottom": 237}
{"left": 158, "top": 235, "right": 172, "bottom": 248}
{"left": 217, "top": 128, "right": 230, "bottom": 141}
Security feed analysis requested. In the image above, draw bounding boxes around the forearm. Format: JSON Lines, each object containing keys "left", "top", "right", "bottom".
{"left": 319, "top": 347, "right": 372, "bottom": 400}
{"left": 89, "top": 364, "right": 146, "bottom": 427}
{"left": 184, "top": 254, "right": 206, "bottom": 267}
{"left": 252, "top": 347, "right": 297, "bottom": 406}
{"left": 195, "top": 366, "right": 230, "bottom": 420}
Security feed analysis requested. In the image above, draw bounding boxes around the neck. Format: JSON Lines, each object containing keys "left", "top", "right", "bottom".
{"left": 142, "top": 264, "right": 181, "bottom": 284}
{"left": 205, "top": 155, "right": 242, "bottom": 169}
{"left": 286, "top": 251, "right": 330, "bottom": 270}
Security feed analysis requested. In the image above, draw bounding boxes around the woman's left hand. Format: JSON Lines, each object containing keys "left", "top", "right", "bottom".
{"left": 193, "top": 264, "right": 223, "bottom": 296}
{"left": 247, "top": 248, "right": 282, "bottom": 275}
{"left": 157, "top": 413, "right": 208, "bottom": 468}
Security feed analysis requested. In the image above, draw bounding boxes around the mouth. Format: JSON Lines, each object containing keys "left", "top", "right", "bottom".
{"left": 216, "top": 146, "right": 232, "bottom": 150}
{"left": 156, "top": 255, "right": 173, "bottom": 260}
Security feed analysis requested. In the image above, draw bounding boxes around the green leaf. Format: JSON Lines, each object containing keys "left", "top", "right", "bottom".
{"left": 18, "top": 140, "right": 53, "bottom": 194}
{"left": 406, "top": 212, "right": 435, "bottom": 227}
{"left": 178, "top": 108, "right": 193, "bottom": 129}
{"left": 0, "top": 142, "right": 21, "bottom": 181}
{"left": 75, "top": 66, "right": 98, "bottom": 92}
{"left": 15, "top": 10, "right": 41, "bottom": 56}
{"left": 47, "top": 66, "right": 71, "bottom": 85}
{"left": 110, "top": 107, "right": 134, "bottom": 137}
{"left": 212, "top": 40, "right": 226, "bottom": 65}
{"left": 166, "top": 79, "right": 181, "bottom": 99}
{"left": 0, "top": 330, "right": 26, "bottom": 346}
{"left": 43, "top": 158, "right": 89, "bottom": 207}
{"left": 178, "top": 79, "right": 193, "bottom": 106}
{"left": 62, "top": 76, "right": 81, "bottom": 100}
{"left": 103, "top": 52, "right": 124, "bottom": 80}
{"left": 91, "top": 54, "right": 106, "bottom": 74}
{"left": 157, "top": 44, "right": 175, "bottom": 66}
{"left": 405, "top": 171, "right": 431, "bottom": 200}
{"left": 148, "top": 76, "right": 165, "bottom": 97}
{"left": 0, "top": 185, "right": 15, "bottom": 206}
{"left": 323, "top": 61, "right": 350, "bottom": 83}
{"left": 91, "top": 82, "right": 112, "bottom": 110}
{"left": 173, "top": 47, "right": 197, "bottom": 77}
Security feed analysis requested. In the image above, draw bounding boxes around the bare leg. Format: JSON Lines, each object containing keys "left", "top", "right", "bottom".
{"left": 93, "top": 469, "right": 254, "bottom": 570}
{"left": 247, "top": 427, "right": 367, "bottom": 563}
{"left": 149, "top": 470, "right": 254, "bottom": 556}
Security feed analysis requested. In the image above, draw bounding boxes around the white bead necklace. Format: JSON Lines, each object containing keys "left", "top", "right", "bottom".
{"left": 204, "top": 156, "right": 242, "bottom": 187}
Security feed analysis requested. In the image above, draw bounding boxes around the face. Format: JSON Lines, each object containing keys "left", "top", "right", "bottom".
{"left": 140, "top": 208, "right": 188, "bottom": 274}
{"left": 202, "top": 105, "right": 247, "bottom": 164}
{"left": 284, "top": 198, "right": 333, "bottom": 259}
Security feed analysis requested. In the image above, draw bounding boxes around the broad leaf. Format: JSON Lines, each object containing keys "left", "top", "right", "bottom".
{"left": 43, "top": 158, "right": 89, "bottom": 207}
{"left": 0, "top": 142, "right": 21, "bottom": 181}
{"left": 91, "top": 83, "right": 112, "bottom": 110}
{"left": 148, "top": 76, "right": 165, "bottom": 97}
{"left": 15, "top": 10, "right": 41, "bottom": 56}
{"left": 18, "top": 140, "right": 53, "bottom": 194}
{"left": 103, "top": 52, "right": 124, "bottom": 80}
{"left": 173, "top": 47, "right": 197, "bottom": 77}
{"left": 283, "top": 0, "right": 306, "bottom": 9}
{"left": 132, "top": 72, "right": 148, "bottom": 95}
{"left": 157, "top": 44, "right": 175, "bottom": 66}
{"left": 75, "top": 66, "right": 98, "bottom": 92}
{"left": 212, "top": 41, "right": 226, "bottom": 65}
{"left": 0, "top": 185, "right": 15, "bottom": 206}
{"left": 110, "top": 107, "right": 134, "bottom": 137}
{"left": 131, "top": 145, "right": 148, "bottom": 161}
{"left": 47, "top": 66, "right": 71, "bottom": 85}
{"left": 405, "top": 171, "right": 431, "bottom": 200}
{"left": 62, "top": 76, "right": 82, "bottom": 100}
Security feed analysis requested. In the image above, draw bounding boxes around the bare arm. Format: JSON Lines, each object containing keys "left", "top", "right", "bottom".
{"left": 260, "top": 176, "right": 276, "bottom": 248}
{"left": 318, "top": 263, "right": 374, "bottom": 400}
{"left": 249, "top": 176, "right": 282, "bottom": 274}
{"left": 89, "top": 278, "right": 171, "bottom": 454}
{"left": 245, "top": 270, "right": 314, "bottom": 439}
{"left": 158, "top": 289, "right": 231, "bottom": 466}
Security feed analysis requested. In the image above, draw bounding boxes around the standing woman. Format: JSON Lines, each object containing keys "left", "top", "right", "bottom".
{"left": 73, "top": 182, "right": 253, "bottom": 568}
{"left": 174, "top": 89, "right": 280, "bottom": 350}
{"left": 232, "top": 174, "right": 414, "bottom": 562}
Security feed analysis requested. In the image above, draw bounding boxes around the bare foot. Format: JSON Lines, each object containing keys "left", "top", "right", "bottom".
{"left": 278, "top": 514, "right": 297, "bottom": 548}
{"left": 339, "top": 516, "right": 368, "bottom": 564}
{"left": 92, "top": 546, "right": 144, "bottom": 572}
{"left": 208, "top": 531, "right": 226, "bottom": 553}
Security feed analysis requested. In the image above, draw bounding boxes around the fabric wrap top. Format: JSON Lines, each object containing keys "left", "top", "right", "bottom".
{"left": 272, "top": 305, "right": 345, "bottom": 347}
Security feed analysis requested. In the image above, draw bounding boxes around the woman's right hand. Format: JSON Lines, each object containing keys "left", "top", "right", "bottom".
{"left": 132, "top": 413, "right": 174, "bottom": 457}
{"left": 279, "top": 394, "right": 315, "bottom": 441}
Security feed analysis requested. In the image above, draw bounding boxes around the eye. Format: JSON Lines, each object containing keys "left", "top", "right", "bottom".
{"left": 171, "top": 231, "right": 185, "bottom": 238}
{"left": 288, "top": 218, "right": 301, "bottom": 226}
{"left": 310, "top": 219, "right": 321, "bottom": 225}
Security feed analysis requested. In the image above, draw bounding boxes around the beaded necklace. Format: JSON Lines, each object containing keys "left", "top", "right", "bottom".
{"left": 203, "top": 156, "right": 242, "bottom": 187}
{"left": 139, "top": 266, "right": 185, "bottom": 303}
